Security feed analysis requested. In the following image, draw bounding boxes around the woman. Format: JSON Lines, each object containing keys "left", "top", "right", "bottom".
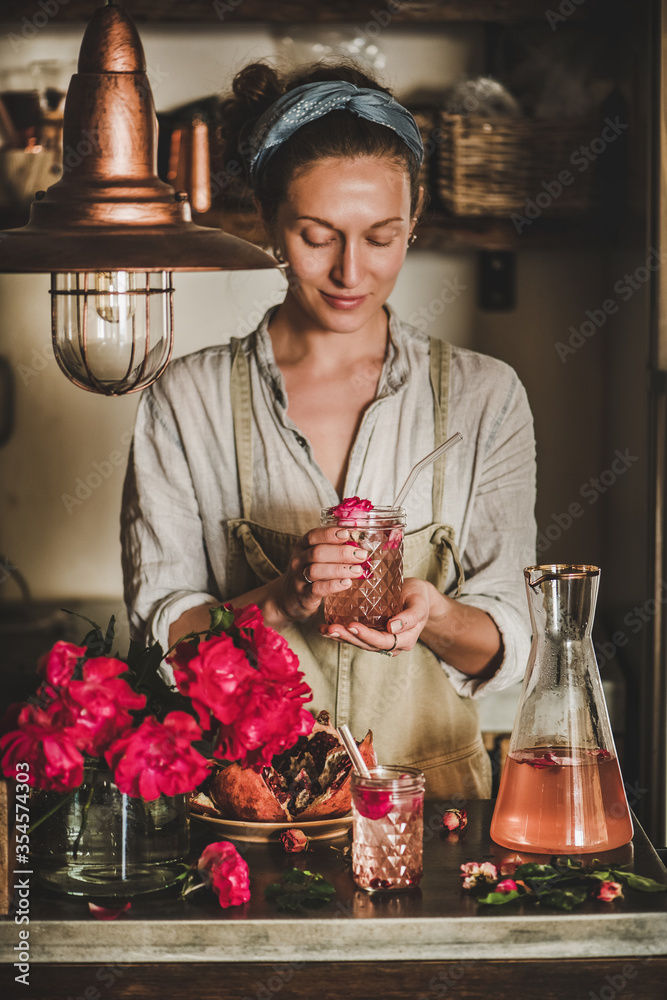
{"left": 121, "top": 63, "right": 537, "bottom": 799}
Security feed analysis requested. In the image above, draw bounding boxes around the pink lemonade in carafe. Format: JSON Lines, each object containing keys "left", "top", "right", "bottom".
{"left": 490, "top": 565, "right": 634, "bottom": 854}
{"left": 490, "top": 747, "right": 633, "bottom": 853}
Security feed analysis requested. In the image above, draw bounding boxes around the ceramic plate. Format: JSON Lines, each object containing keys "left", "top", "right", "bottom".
{"left": 191, "top": 811, "right": 352, "bottom": 843}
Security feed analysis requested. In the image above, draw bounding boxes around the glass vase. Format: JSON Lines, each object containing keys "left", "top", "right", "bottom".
{"left": 29, "top": 763, "right": 190, "bottom": 897}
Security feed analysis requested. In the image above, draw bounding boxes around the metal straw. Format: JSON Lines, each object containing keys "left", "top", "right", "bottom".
{"left": 338, "top": 724, "right": 371, "bottom": 778}
{"left": 392, "top": 431, "right": 463, "bottom": 509}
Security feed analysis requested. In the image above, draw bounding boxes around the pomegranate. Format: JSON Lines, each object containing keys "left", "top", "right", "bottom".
{"left": 206, "top": 710, "right": 376, "bottom": 822}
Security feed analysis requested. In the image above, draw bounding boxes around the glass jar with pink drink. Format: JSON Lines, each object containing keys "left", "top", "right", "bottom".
{"left": 321, "top": 499, "right": 406, "bottom": 630}
{"left": 351, "top": 765, "right": 424, "bottom": 892}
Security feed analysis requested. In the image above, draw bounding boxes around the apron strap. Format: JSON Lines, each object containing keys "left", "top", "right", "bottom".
{"left": 230, "top": 338, "right": 254, "bottom": 522}
{"left": 429, "top": 337, "right": 451, "bottom": 519}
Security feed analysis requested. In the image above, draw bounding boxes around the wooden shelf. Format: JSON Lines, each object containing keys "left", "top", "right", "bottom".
{"left": 0, "top": 204, "right": 605, "bottom": 254}
{"left": 0, "top": 0, "right": 599, "bottom": 24}
{"left": 414, "top": 212, "right": 603, "bottom": 252}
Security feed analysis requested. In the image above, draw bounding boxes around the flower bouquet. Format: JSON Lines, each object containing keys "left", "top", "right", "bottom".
{"left": 1, "top": 604, "right": 315, "bottom": 899}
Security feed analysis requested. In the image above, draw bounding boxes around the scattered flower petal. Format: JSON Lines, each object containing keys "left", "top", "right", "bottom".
{"left": 88, "top": 901, "right": 131, "bottom": 921}
{"left": 499, "top": 855, "right": 523, "bottom": 877}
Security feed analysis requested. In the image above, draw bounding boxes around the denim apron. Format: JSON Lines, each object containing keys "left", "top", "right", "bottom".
{"left": 224, "top": 336, "right": 492, "bottom": 800}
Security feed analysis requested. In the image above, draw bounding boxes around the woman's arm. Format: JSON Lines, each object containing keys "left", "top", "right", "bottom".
{"left": 167, "top": 528, "right": 371, "bottom": 647}
{"left": 416, "top": 582, "right": 503, "bottom": 679}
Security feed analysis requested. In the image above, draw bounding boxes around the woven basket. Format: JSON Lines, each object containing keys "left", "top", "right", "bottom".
{"left": 436, "top": 113, "right": 597, "bottom": 217}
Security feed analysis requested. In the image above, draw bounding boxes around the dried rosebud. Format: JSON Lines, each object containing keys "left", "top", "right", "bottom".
{"left": 280, "top": 829, "right": 309, "bottom": 853}
{"left": 495, "top": 878, "right": 518, "bottom": 894}
{"left": 597, "top": 880, "right": 623, "bottom": 902}
{"left": 442, "top": 808, "right": 467, "bottom": 834}
{"left": 460, "top": 860, "right": 498, "bottom": 889}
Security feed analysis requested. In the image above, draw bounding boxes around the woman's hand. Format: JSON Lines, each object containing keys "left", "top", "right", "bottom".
{"left": 319, "top": 577, "right": 430, "bottom": 655}
{"left": 267, "top": 526, "right": 371, "bottom": 625}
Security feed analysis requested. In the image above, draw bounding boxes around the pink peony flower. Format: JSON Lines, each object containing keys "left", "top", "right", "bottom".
{"left": 442, "top": 808, "right": 468, "bottom": 833}
{"left": 0, "top": 703, "right": 84, "bottom": 791}
{"left": 330, "top": 496, "right": 374, "bottom": 520}
{"left": 64, "top": 657, "right": 146, "bottom": 757}
{"left": 170, "top": 622, "right": 313, "bottom": 773}
{"left": 171, "top": 633, "right": 256, "bottom": 730}
{"left": 496, "top": 878, "right": 518, "bottom": 893}
{"left": 597, "top": 880, "right": 623, "bottom": 902}
{"left": 197, "top": 841, "right": 250, "bottom": 908}
{"left": 280, "top": 829, "right": 309, "bottom": 853}
{"left": 460, "top": 861, "right": 498, "bottom": 890}
{"left": 38, "top": 641, "right": 86, "bottom": 687}
{"left": 105, "top": 712, "right": 209, "bottom": 800}
{"left": 232, "top": 604, "right": 264, "bottom": 631}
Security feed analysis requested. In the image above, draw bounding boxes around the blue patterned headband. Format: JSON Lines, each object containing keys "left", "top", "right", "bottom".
{"left": 246, "top": 80, "right": 424, "bottom": 185}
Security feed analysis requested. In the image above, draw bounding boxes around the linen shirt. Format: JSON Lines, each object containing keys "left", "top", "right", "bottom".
{"left": 121, "top": 306, "right": 537, "bottom": 698}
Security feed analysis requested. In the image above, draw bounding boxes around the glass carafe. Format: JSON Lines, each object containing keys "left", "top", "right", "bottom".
{"left": 490, "top": 564, "right": 633, "bottom": 854}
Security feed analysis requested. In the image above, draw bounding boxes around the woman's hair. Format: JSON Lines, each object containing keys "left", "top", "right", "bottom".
{"left": 218, "top": 62, "right": 422, "bottom": 232}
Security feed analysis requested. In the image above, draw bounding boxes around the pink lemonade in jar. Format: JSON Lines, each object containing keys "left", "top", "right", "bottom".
{"left": 351, "top": 766, "right": 424, "bottom": 892}
{"left": 321, "top": 499, "right": 406, "bottom": 630}
{"left": 490, "top": 746, "right": 633, "bottom": 853}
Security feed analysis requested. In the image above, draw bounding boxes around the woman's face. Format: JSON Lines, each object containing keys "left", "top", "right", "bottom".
{"left": 273, "top": 156, "right": 413, "bottom": 335}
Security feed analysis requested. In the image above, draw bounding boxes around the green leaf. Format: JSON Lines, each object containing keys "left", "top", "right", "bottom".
{"left": 264, "top": 869, "right": 336, "bottom": 911}
{"left": 551, "top": 856, "right": 585, "bottom": 872}
{"left": 537, "top": 886, "right": 589, "bottom": 911}
{"left": 103, "top": 615, "right": 116, "bottom": 655}
{"left": 283, "top": 868, "right": 308, "bottom": 885}
{"left": 614, "top": 871, "right": 667, "bottom": 893}
{"left": 586, "top": 869, "right": 613, "bottom": 882}
{"left": 477, "top": 890, "right": 522, "bottom": 905}
{"left": 513, "top": 863, "right": 559, "bottom": 881}
{"left": 209, "top": 605, "right": 235, "bottom": 634}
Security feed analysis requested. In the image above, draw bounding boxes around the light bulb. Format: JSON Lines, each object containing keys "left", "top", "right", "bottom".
{"left": 93, "top": 271, "right": 137, "bottom": 324}
{"left": 51, "top": 271, "right": 174, "bottom": 395}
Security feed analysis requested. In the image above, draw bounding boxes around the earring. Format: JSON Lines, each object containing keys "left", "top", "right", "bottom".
{"left": 408, "top": 232, "right": 418, "bottom": 247}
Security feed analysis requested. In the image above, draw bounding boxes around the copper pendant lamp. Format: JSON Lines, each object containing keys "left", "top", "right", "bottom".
{"left": 0, "top": 0, "right": 277, "bottom": 395}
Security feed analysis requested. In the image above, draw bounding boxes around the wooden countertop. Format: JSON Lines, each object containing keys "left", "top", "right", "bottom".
{"left": 1, "top": 802, "right": 666, "bottom": 971}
